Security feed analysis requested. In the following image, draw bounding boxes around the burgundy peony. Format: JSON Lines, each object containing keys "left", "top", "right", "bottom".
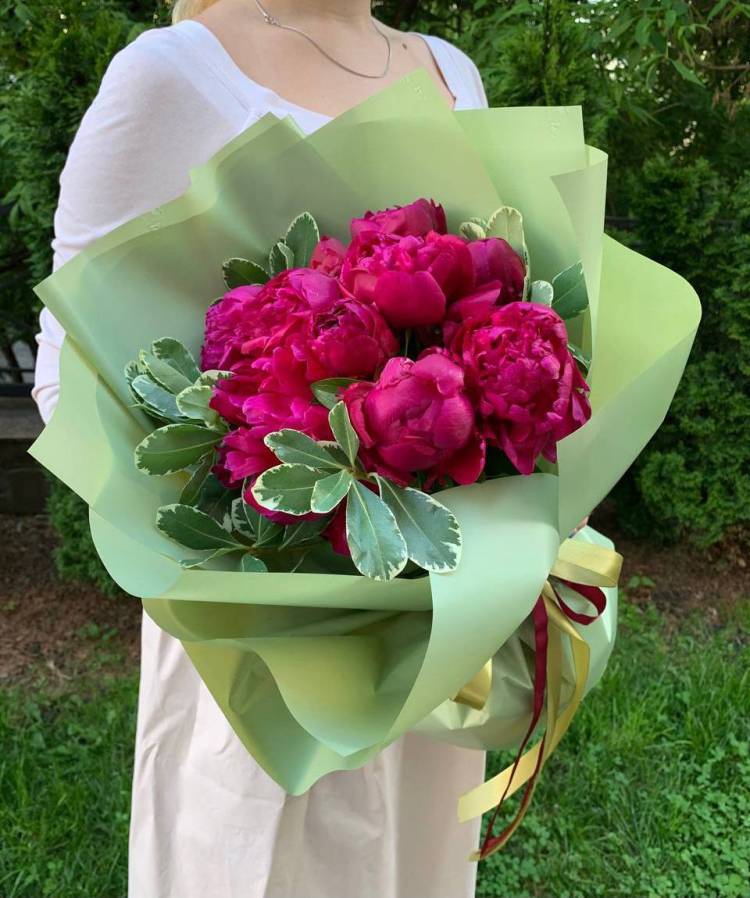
{"left": 215, "top": 394, "right": 331, "bottom": 488}
{"left": 451, "top": 302, "right": 591, "bottom": 475}
{"left": 309, "top": 236, "right": 346, "bottom": 277}
{"left": 200, "top": 269, "right": 341, "bottom": 372}
{"left": 206, "top": 264, "right": 396, "bottom": 428}
{"left": 214, "top": 390, "right": 331, "bottom": 526}
{"left": 302, "top": 298, "right": 398, "bottom": 381}
{"left": 343, "top": 353, "right": 484, "bottom": 485}
{"left": 341, "top": 230, "right": 473, "bottom": 329}
{"left": 350, "top": 198, "right": 447, "bottom": 239}
{"left": 201, "top": 284, "right": 263, "bottom": 371}
{"left": 209, "top": 300, "right": 395, "bottom": 427}
{"left": 468, "top": 238, "right": 526, "bottom": 297}
{"left": 442, "top": 238, "right": 527, "bottom": 343}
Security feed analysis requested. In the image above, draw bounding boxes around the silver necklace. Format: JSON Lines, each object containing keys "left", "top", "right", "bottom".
{"left": 253, "top": 0, "right": 392, "bottom": 79}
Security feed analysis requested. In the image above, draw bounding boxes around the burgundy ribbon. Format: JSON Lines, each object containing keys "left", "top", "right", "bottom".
{"left": 478, "top": 579, "right": 607, "bottom": 859}
{"left": 555, "top": 579, "right": 607, "bottom": 624}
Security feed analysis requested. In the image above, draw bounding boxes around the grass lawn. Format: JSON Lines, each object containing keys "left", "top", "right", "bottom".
{"left": 1, "top": 600, "right": 748, "bottom": 898}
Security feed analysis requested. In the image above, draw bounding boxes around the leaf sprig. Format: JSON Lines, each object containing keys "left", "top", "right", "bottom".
{"left": 222, "top": 211, "right": 321, "bottom": 287}
{"left": 128, "top": 336, "right": 337, "bottom": 573}
{"left": 251, "top": 401, "right": 462, "bottom": 581}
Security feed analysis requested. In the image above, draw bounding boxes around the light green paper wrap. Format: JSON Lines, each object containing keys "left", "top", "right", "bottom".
{"left": 30, "top": 72, "right": 700, "bottom": 794}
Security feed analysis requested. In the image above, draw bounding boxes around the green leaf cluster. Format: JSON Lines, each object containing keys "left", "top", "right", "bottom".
{"left": 128, "top": 338, "right": 229, "bottom": 478}
{"left": 154, "top": 484, "right": 332, "bottom": 572}
{"left": 221, "top": 212, "right": 321, "bottom": 288}
{"left": 251, "top": 401, "right": 462, "bottom": 581}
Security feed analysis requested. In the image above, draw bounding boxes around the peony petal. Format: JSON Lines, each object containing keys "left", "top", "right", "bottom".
{"left": 443, "top": 434, "right": 486, "bottom": 485}
{"left": 373, "top": 269, "right": 446, "bottom": 329}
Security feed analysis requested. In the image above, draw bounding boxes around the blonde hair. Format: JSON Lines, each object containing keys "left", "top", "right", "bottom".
{"left": 171, "top": 0, "right": 221, "bottom": 23}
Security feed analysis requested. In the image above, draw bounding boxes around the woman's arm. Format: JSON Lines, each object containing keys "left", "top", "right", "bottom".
{"left": 32, "top": 29, "right": 231, "bottom": 421}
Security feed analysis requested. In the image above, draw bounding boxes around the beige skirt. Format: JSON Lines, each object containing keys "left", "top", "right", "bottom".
{"left": 128, "top": 611, "right": 484, "bottom": 898}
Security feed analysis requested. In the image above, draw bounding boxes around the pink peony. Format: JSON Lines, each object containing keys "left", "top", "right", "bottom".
{"left": 201, "top": 284, "right": 263, "bottom": 371}
{"left": 442, "top": 239, "right": 527, "bottom": 343}
{"left": 215, "top": 395, "right": 331, "bottom": 488}
{"left": 451, "top": 302, "right": 591, "bottom": 475}
{"left": 215, "top": 424, "right": 277, "bottom": 486}
{"left": 442, "top": 283, "right": 509, "bottom": 345}
{"left": 350, "top": 198, "right": 447, "bottom": 239}
{"left": 214, "top": 392, "right": 331, "bottom": 526}
{"left": 200, "top": 269, "right": 341, "bottom": 371}
{"left": 207, "top": 266, "right": 396, "bottom": 428}
{"left": 303, "top": 298, "right": 398, "bottom": 381}
{"left": 468, "top": 238, "right": 526, "bottom": 298}
{"left": 310, "top": 236, "right": 347, "bottom": 277}
{"left": 341, "top": 231, "right": 473, "bottom": 329}
{"left": 209, "top": 298, "right": 396, "bottom": 427}
{"left": 208, "top": 359, "right": 265, "bottom": 425}
{"left": 216, "top": 395, "right": 331, "bottom": 524}
{"left": 343, "top": 353, "right": 484, "bottom": 485}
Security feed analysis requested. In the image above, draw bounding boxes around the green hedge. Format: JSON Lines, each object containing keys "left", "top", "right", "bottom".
{"left": 46, "top": 476, "right": 120, "bottom": 597}
{"left": 613, "top": 161, "right": 750, "bottom": 545}
{"left": 2, "top": 1, "right": 748, "bottom": 591}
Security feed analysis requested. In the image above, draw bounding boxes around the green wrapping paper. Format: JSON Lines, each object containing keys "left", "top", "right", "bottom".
{"left": 30, "top": 72, "right": 700, "bottom": 795}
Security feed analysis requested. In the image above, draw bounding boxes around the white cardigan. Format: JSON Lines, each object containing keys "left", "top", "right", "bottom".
{"left": 33, "top": 21, "right": 488, "bottom": 898}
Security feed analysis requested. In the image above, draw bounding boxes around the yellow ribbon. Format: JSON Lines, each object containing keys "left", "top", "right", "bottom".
{"left": 452, "top": 660, "right": 493, "bottom": 710}
{"left": 452, "top": 538, "right": 622, "bottom": 860}
{"left": 550, "top": 538, "right": 622, "bottom": 588}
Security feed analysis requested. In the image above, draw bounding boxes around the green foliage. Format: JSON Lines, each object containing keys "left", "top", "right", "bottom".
{"left": 46, "top": 476, "right": 119, "bottom": 596}
{"left": 552, "top": 261, "right": 589, "bottom": 320}
{"left": 310, "top": 469, "right": 354, "bottom": 514}
{"left": 464, "top": 1, "right": 608, "bottom": 121}
{"left": 345, "top": 479, "right": 408, "bottom": 581}
{"left": 265, "top": 428, "right": 344, "bottom": 469}
{"left": 253, "top": 404, "right": 462, "bottom": 580}
{"left": 477, "top": 601, "right": 750, "bottom": 898}
{"left": 613, "top": 160, "right": 750, "bottom": 546}
{"left": 456, "top": 1, "right": 750, "bottom": 548}
{"left": 222, "top": 256, "right": 269, "bottom": 288}
{"left": 0, "top": 675, "right": 138, "bottom": 898}
{"left": 284, "top": 211, "right": 320, "bottom": 267}
{"left": 134, "top": 423, "right": 223, "bottom": 474}
{"left": 0, "top": 1, "right": 167, "bottom": 349}
{"left": 156, "top": 503, "right": 243, "bottom": 550}
{"left": 375, "top": 475, "right": 462, "bottom": 573}
{"left": 2, "top": 602, "right": 747, "bottom": 897}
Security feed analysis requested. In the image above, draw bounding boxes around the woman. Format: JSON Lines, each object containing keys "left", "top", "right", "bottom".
{"left": 33, "top": 2, "right": 489, "bottom": 895}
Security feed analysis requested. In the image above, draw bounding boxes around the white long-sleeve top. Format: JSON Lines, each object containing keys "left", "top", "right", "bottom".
{"left": 32, "top": 21, "right": 487, "bottom": 422}
{"left": 32, "top": 22, "right": 489, "bottom": 898}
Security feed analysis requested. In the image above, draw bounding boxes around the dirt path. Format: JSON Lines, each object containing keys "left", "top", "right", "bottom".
{"left": 0, "top": 515, "right": 140, "bottom": 686}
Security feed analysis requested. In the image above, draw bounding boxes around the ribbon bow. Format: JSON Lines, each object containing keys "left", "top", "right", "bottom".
{"left": 453, "top": 537, "right": 622, "bottom": 860}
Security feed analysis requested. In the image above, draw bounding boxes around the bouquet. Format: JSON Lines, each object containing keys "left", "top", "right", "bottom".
{"left": 31, "top": 73, "right": 700, "bottom": 859}
{"left": 130, "top": 197, "right": 592, "bottom": 584}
